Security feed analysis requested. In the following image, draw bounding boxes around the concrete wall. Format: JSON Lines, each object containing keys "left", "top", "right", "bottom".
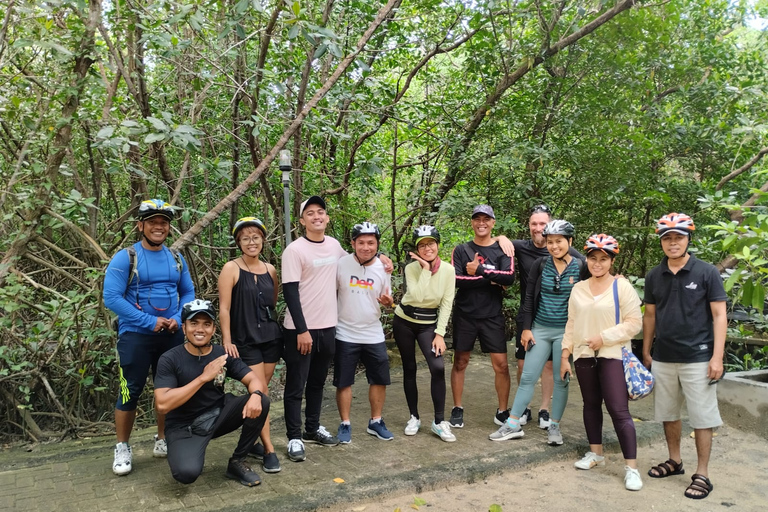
{"left": 718, "top": 370, "right": 768, "bottom": 440}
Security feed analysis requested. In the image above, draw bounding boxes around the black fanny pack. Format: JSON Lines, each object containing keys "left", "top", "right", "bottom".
{"left": 190, "top": 407, "right": 221, "bottom": 436}
{"left": 401, "top": 304, "right": 438, "bottom": 322}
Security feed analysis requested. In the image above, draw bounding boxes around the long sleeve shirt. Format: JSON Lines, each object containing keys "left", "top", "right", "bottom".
{"left": 451, "top": 241, "right": 514, "bottom": 318}
{"left": 395, "top": 259, "right": 456, "bottom": 336}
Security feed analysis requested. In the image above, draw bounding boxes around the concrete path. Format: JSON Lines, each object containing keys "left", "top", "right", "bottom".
{"left": 0, "top": 352, "right": 672, "bottom": 511}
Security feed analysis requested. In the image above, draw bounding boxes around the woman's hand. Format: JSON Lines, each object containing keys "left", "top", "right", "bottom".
{"left": 560, "top": 354, "right": 571, "bottom": 381}
{"left": 586, "top": 335, "right": 604, "bottom": 352}
{"left": 222, "top": 341, "right": 240, "bottom": 358}
{"left": 432, "top": 334, "right": 446, "bottom": 356}
{"left": 409, "top": 251, "right": 431, "bottom": 270}
{"left": 521, "top": 329, "right": 535, "bottom": 351}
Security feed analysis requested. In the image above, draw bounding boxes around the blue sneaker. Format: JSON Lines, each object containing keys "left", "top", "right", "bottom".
{"left": 366, "top": 419, "right": 394, "bottom": 441}
{"left": 337, "top": 423, "right": 352, "bottom": 444}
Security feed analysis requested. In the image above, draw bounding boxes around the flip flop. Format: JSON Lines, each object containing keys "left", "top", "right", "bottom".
{"left": 684, "top": 473, "right": 713, "bottom": 500}
{"left": 648, "top": 458, "right": 685, "bottom": 478}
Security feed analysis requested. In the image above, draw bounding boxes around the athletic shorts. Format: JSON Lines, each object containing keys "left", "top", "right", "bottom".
{"left": 651, "top": 360, "right": 722, "bottom": 429}
{"left": 515, "top": 320, "right": 553, "bottom": 362}
{"left": 116, "top": 330, "right": 183, "bottom": 410}
{"left": 332, "top": 340, "right": 391, "bottom": 388}
{"left": 452, "top": 313, "right": 507, "bottom": 353}
{"left": 237, "top": 338, "right": 283, "bottom": 366}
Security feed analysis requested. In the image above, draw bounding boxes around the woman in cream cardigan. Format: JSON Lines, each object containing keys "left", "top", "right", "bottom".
{"left": 560, "top": 234, "right": 643, "bottom": 491}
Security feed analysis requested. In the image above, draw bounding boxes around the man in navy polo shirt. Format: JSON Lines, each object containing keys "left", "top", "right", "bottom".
{"left": 642, "top": 212, "right": 727, "bottom": 501}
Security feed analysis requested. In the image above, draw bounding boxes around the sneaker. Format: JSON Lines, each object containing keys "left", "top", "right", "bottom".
{"left": 248, "top": 442, "right": 265, "bottom": 460}
{"left": 547, "top": 423, "right": 563, "bottom": 446}
{"left": 519, "top": 408, "right": 532, "bottom": 426}
{"left": 494, "top": 408, "right": 511, "bottom": 426}
{"left": 287, "top": 438, "right": 306, "bottom": 462}
{"left": 431, "top": 421, "right": 457, "bottom": 442}
{"left": 404, "top": 415, "right": 421, "bottom": 436}
{"left": 153, "top": 435, "right": 167, "bottom": 458}
{"left": 625, "top": 466, "right": 643, "bottom": 491}
{"left": 262, "top": 451, "right": 282, "bottom": 473}
{"left": 538, "top": 409, "right": 551, "bottom": 430}
{"left": 225, "top": 458, "right": 261, "bottom": 487}
{"left": 367, "top": 419, "right": 394, "bottom": 441}
{"left": 338, "top": 423, "right": 352, "bottom": 444}
{"left": 302, "top": 425, "right": 340, "bottom": 446}
{"left": 113, "top": 442, "right": 132, "bottom": 476}
{"left": 489, "top": 420, "right": 524, "bottom": 441}
{"left": 449, "top": 406, "right": 464, "bottom": 428}
{"left": 574, "top": 451, "right": 605, "bottom": 470}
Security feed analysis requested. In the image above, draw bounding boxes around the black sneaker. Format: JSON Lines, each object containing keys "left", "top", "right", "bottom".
{"left": 538, "top": 409, "right": 551, "bottom": 430}
{"left": 248, "top": 442, "right": 265, "bottom": 461}
{"left": 494, "top": 408, "right": 511, "bottom": 426}
{"left": 302, "top": 425, "right": 340, "bottom": 446}
{"left": 519, "top": 407, "right": 532, "bottom": 426}
{"left": 262, "top": 451, "right": 282, "bottom": 473}
{"left": 225, "top": 458, "right": 261, "bottom": 487}
{"left": 449, "top": 406, "right": 464, "bottom": 428}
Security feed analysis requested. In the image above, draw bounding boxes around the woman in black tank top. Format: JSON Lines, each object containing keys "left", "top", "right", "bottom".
{"left": 218, "top": 217, "right": 283, "bottom": 473}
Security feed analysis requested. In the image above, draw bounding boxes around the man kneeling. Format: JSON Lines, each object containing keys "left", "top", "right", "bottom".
{"left": 154, "top": 299, "right": 270, "bottom": 486}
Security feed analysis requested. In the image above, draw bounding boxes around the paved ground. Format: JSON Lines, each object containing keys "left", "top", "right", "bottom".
{"left": 0, "top": 351, "right": 763, "bottom": 511}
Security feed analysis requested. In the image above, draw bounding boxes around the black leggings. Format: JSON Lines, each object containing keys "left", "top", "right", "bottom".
{"left": 393, "top": 315, "right": 445, "bottom": 423}
{"left": 574, "top": 357, "right": 637, "bottom": 459}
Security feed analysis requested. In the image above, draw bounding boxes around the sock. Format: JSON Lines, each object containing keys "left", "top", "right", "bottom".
{"left": 455, "top": 406, "right": 463, "bottom": 410}
{"left": 370, "top": 417, "right": 381, "bottom": 423}
{"left": 550, "top": 420, "right": 559, "bottom": 427}
{"left": 341, "top": 420, "right": 351, "bottom": 426}
{"left": 506, "top": 417, "right": 520, "bottom": 427}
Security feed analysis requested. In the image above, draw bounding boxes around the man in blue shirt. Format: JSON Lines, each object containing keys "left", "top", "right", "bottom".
{"left": 103, "top": 199, "right": 195, "bottom": 476}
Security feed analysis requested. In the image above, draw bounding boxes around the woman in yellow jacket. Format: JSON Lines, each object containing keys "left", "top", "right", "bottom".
{"left": 560, "top": 234, "right": 643, "bottom": 491}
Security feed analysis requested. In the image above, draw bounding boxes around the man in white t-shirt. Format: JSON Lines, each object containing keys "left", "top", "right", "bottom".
{"left": 334, "top": 223, "right": 394, "bottom": 444}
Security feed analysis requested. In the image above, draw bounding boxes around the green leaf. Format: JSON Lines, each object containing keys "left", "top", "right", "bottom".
{"left": 741, "top": 278, "right": 753, "bottom": 307}
{"left": 313, "top": 44, "right": 327, "bottom": 60}
{"left": 96, "top": 126, "right": 115, "bottom": 139}
{"left": 147, "top": 117, "right": 169, "bottom": 131}
{"left": 292, "top": 1, "right": 301, "bottom": 16}
{"left": 288, "top": 24, "right": 299, "bottom": 39}
{"left": 752, "top": 282, "right": 765, "bottom": 312}
{"left": 489, "top": 505, "right": 503, "bottom": 512}
{"left": 413, "top": 497, "right": 427, "bottom": 506}
{"left": 724, "top": 270, "right": 741, "bottom": 292}
{"left": 145, "top": 133, "right": 166, "bottom": 143}
{"left": 235, "top": 0, "right": 250, "bottom": 14}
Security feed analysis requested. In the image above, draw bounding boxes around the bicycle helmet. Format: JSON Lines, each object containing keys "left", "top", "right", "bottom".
{"left": 137, "top": 199, "right": 175, "bottom": 221}
{"left": 584, "top": 234, "right": 620, "bottom": 256}
{"left": 232, "top": 217, "right": 267, "bottom": 240}
{"left": 655, "top": 212, "right": 695, "bottom": 237}
{"left": 351, "top": 222, "right": 381, "bottom": 241}
{"left": 543, "top": 219, "right": 575, "bottom": 239}
{"left": 181, "top": 299, "right": 216, "bottom": 322}
{"left": 413, "top": 225, "right": 440, "bottom": 246}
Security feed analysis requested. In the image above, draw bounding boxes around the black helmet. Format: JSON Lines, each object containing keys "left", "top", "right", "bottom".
{"left": 232, "top": 216, "right": 267, "bottom": 240}
{"left": 138, "top": 199, "right": 175, "bottom": 221}
{"left": 351, "top": 222, "right": 380, "bottom": 241}
{"left": 181, "top": 299, "right": 216, "bottom": 322}
{"left": 413, "top": 225, "right": 440, "bottom": 245}
{"left": 543, "top": 219, "right": 575, "bottom": 239}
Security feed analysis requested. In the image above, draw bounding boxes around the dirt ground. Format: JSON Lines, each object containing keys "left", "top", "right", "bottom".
{"left": 320, "top": 425, "right": 768, "bottom": 512}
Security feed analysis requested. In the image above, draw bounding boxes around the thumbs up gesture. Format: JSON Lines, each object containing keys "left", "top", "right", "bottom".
{"left": 466, "top": 252, "right": 481, "bottom": 275}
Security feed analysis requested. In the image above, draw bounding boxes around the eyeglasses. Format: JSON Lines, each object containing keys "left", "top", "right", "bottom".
{"left": 239, "top": 236, "right": 262, "bottom": 245}
{"left": 531, "top": 204, "right": 551, "bottom": 214}
{"left": 553, "top": 274, "right": 561, "bottom": 294}
{"left": 417, "top": 241, "right": 437, "bottom": 250}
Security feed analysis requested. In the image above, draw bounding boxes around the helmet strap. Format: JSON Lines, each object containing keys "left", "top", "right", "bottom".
{"left": 142, "top": 232, "right": 164, "bottom": 247}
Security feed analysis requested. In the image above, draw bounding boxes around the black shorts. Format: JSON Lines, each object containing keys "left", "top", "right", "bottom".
{"left": 514, "top": 320, "right": 553, "bottom": 361}
{"left": 116, "top": 330, "right": 183, "bottom": 411}
{"left": 452, "top": 313, "right": 507, "bottom": 354}
{"left": 237, "top": 338, "right": 283, "bottom": 366}
{"left": 332, "top": 340, "right": 391, "bottom": 388}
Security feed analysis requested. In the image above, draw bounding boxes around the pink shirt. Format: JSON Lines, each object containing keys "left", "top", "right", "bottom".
{"left": 282, "top": 236, "right": 347, "bottom": 330}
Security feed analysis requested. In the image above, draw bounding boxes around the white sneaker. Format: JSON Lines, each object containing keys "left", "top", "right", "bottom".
{"left": 153, "top": 435, "right": 167, "bottom": 458}
{"left": 431, "top": 421, "right": 457, "bottom": 442}
{"left": 547, "top": 423, "right": 563, "bottom": 446}
{"left": 404, "top": 415, "right": 421, "bottom": 436}
{"left": 625, "top": 466, "right": 643, "bottom": 491}
{"left": 574, "top": 451, "right": 605, "bottom": 470}
{"left": 113, "top": 442, "right": 132, "bottom": 476}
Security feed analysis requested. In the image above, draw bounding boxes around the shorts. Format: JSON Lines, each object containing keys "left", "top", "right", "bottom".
{"left": 237, "top": 338, "right": 283, "bottom": 366}
{"left": 116, "top": 330, "right": 183, "bottom": 410}
{"left": 452, "top": 313, "right": 507, "bottom": 353}
{"left": 333, "top": 340, "right": 391, "bottom": 388}
{"left": 651, "top": 360, "right": 722, "bottom": 429}
{"left": 514, "top": 320, "right": 553, "bottom": 362}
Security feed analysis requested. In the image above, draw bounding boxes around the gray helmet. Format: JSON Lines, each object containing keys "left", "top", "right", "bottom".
{"left": 351, "top": 222, "right": 380, "bottom": 241}
{"left": 543, "top": 219, "right": 575, "bottom": 239}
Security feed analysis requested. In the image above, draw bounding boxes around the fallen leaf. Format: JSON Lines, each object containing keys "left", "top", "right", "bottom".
{"left": 333, "top": 477, "right": 345, "bottom": 483}
{"left": 413, "top": 497, "right": 427, "bottom": 506}
{"left": 489, "top": 505, "right": 503, "bottom": 512}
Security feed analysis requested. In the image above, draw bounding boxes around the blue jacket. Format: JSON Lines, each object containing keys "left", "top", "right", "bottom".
{"left": 104, "top": 242, "right": 195, "bottom": 335}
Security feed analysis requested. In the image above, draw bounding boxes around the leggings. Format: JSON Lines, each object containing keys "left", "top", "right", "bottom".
{"left": 393, "top": 315, "right": 446, "bottom": 423}
{"left": 511, "top": 324, "right": 569, "bottom": 421}
{"left": 574, "top": 357, "right": 637, "bottom": 459}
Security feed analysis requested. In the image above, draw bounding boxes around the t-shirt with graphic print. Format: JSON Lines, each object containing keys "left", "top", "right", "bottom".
{"left": 336, "top": 254, "right": 391, "bottom": 344}
{"left": 282, "top": 235, "right": 347, "bottom": 330}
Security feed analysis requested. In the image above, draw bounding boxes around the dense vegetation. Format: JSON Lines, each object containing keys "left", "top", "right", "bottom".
{"left": 1, "top": 0, "right": 767, "bottom": 442}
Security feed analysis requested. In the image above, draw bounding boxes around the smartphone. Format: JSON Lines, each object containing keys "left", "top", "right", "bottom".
{"left": 563, "top": 371, "right": 570, "bottom": 384}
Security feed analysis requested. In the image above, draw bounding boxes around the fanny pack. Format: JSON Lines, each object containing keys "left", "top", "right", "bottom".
{"left": 401, "top": 304, "right": 438, "bottom": 322}
{"left": 190, "top": 407, "right": 221, "bottom": 436}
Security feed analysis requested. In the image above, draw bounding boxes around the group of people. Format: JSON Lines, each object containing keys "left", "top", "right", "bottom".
{"left": 104, "top": 198, "right": 726, "bottom": 500}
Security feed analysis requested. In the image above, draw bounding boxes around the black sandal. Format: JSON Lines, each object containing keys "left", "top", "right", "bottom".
{"left": 684, "top": 473, "right": 713, "bottom": 500}
{"left": 647, "top": 458, "right": 685, "bottom": 478}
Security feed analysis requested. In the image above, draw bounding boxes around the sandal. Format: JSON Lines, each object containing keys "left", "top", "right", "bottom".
{"left": 647, "top": 458, "right": 684, "bottom": 478}
{"left": 684, "top": 473, "right": 713, "bottom": 500}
